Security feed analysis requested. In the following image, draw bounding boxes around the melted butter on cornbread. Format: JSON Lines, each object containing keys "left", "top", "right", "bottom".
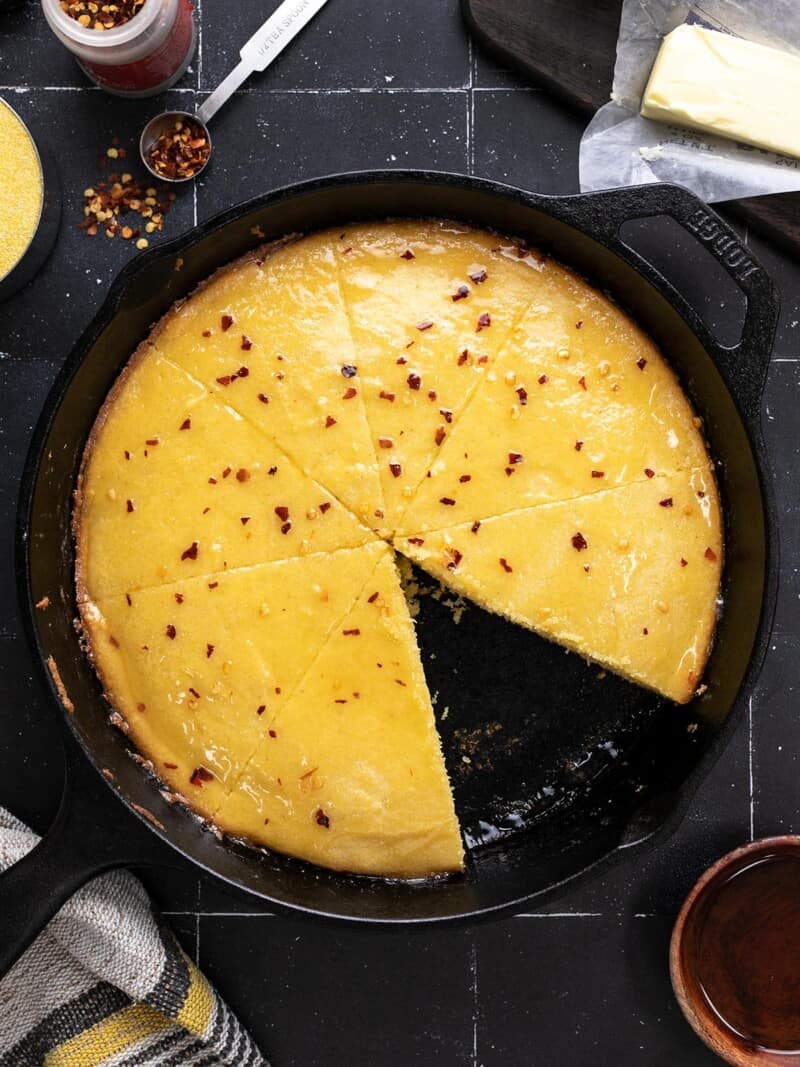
{"left": 397, "top": 469, "right": 721, "bottom": 705}
{"left": 214, "top": 550, "right": 463, "bottom": 878}
{"left": 80, "top": 542, "right": 386, "bottom": 823}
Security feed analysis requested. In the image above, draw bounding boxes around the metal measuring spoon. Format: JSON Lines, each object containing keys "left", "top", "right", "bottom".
{"left": 140, "top": 0, "right": 332, "bottom": 183}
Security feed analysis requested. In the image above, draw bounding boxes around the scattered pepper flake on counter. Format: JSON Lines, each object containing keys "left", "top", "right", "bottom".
{"left": 79, "top": 148, "right": 175, "bottom": 244}
{"left": 145, "top": 118, "right": 210, "bottom": 181}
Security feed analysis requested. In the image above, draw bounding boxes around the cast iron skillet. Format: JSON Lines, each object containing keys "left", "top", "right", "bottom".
{"left": 3, "top": 172, "right": 779, "bottom": 975}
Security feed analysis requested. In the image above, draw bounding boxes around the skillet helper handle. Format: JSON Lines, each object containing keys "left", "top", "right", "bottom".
{"left": 582, "top": 183, "right": 780, "bottom": 426}
{"left": 0, "top": 733, "right": 168, "bottom": 978}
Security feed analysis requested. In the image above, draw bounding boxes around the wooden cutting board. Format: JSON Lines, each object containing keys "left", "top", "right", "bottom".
{"left": 462, "top": 0, "right": 800, "bottom": 260}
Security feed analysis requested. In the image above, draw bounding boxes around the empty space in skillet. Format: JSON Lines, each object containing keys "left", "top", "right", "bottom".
{"left": 19, "top": 174, "right": 771, "bottom": 921}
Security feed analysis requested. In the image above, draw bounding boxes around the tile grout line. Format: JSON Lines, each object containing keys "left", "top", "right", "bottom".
{"left": 748, "top": 693, "right": 755, "bottom": 841}
{"left": 467, "top": 36, "right": 475, "bottom": 176}
{"left": 0, "top": 84, "right": 532, "bottom": 95}
{"left": 470, "top": 940, "right": 479, "bottom": 1067}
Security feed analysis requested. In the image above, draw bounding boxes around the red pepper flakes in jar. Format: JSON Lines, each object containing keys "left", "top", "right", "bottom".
{"left": 43, "top": 0, "right": 197, "bottom": 97}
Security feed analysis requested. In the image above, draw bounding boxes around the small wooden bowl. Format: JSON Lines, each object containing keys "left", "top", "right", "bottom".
{"left": 671, "top": 836, "right": 800, "bottom": 1066}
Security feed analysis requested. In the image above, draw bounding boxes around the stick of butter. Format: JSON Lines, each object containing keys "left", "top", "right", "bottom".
{"left": 641, "top": 23, "right": 800, "bottom": 160}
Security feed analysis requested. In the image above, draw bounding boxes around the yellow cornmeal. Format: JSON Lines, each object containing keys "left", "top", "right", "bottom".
{"left": 77, "top": 220, "right": 723, "bottom": 879}
{"left": 0, "top": 99, "right": 43, "bottom": 281}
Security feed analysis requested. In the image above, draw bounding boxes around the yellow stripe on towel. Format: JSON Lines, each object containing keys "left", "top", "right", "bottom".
{"left": 45, "top": 1004, "right": 171, "bottom": 1066}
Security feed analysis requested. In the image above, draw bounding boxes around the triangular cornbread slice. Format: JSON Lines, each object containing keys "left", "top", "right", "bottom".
{"left": 80, "top": 542, "right": 387, "bottom": 822}
{"left": 395, "top": 469, "right": 722, "bottom": 704}
{"left": 335, "top": 221, "right": 552, "bottom": 532}
{"left": 148, "top": 234, "right": 384, "bottom": 529}
{"left": 397, "top": 261, "right": 711, "bottom": 535}
{"left": 215, "top": 550, "right": 463, "bottom": 878}
{"left": 75, "top": 353, "right": 376, "bottom": 600}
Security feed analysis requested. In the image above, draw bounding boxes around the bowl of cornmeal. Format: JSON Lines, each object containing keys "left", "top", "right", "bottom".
{"left": 0, "top": 97, "right": 59, "bottom": 300}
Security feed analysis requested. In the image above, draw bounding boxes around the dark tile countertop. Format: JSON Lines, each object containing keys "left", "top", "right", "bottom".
{"left": 1, "top": 2, "right": 799, "bottom": 1064}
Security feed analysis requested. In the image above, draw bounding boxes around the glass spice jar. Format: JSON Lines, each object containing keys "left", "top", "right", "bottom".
{"left": 41, "top": 0, "right": 197, "bottom": 97}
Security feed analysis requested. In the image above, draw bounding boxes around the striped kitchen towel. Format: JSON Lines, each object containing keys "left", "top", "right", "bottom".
{"left": 0, "top": 808, "right": 266, "bottom": 1066}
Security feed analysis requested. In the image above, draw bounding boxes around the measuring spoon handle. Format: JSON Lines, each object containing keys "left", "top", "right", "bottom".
{"left": 197, "top": 0, "right": 332, "bottom": 126}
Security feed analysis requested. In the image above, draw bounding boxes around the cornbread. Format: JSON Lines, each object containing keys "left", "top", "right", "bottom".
{"left": 76, "top": 220, "right": 723, "bottom": 878}
{"left": 0, "top": 100, "right": 43, "bottom": 282}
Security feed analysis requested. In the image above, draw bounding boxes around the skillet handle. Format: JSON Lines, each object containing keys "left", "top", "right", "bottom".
{"left": 572, "top": 183, "right": 780, "bottom": 426}
{"left": 0, "top": 732, "right": 176, "bottom": 978}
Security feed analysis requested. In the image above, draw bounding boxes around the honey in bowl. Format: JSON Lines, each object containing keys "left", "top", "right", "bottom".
{"left": 0, "top": 99, "right": 44, "bottom": 284}
{"left": 675, "top": 842, "right": 800, "bottom": 1062}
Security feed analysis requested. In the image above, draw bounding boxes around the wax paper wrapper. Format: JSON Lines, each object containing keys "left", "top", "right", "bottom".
{"left": 579, "top": 0, "right": 800, "bottom": 201}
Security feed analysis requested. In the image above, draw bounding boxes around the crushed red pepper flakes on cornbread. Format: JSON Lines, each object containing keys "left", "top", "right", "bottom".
{"left": 476, "top": 312, "right": 491, "bottom": 331}
{"left": 190, "top": 766, "right": 213, "bottom": 786}
{"left": 659, "top": 498, "right": 673, "bottom": 508}
{"left": 165, "top": 624, "right": 176, "bottom": 639}
{"left": 379, "top": 390, "right": 395, "bottom": 402}
{"left": 179, "top": 417, "right": 191, "bottom": 430}
{"left": 407, "top": 373, "right": 422, "bottom": 390}
{"left": 516, "top": 385, "right": 528, "bottom": 405}
{"left": 469, "top": 267, "right": 488, "bottom": 284}
{"left": 578, "top": 376, "right": 587, "bottom": 390}
{"left": 341, "top": 364, "right": 357, "bottom": 378}
{"left": 325, "top": 415, "right": 337, "bottom": 428}
{"left": 458, "top": 350, "right": 469, "bottom": 366}
{"left": 434, "top": 426, "right": 446, "bottom": 446}
{"left": 221, "top": 314, "right": 234, "bottom": 331}
{"left": 572, "top": 532, "right": 588, "bottom": 551}
{"left": 315, "top": 809, "right": 331, "bottom": 828}
{"left": 499, "top": 558, "right": 513, "bottom": 573}
{"left": 241, "top": 335, "right": 253, "bottom": 351}
{"left": 378, "top": 437, "right": 393, "bottom": 449}
{"left": 591, "top": 470, "right": 605, "bottom": 479}
{"left": 575, "top": 441, "right": 583, "bottom": 451}
{"left": 180, "top": 542, "right": 198, "bottom": 561}
{"left": 636, "top": 357, "right": 648, "bottom": 370}
{"left": 445, "top": 548, "right": 463, "bottom": 570}
{"left": 343, "top": 387, "right": 357, "bottom": 400}
{"left": 417, "top": 320, "right": 434, "bottom": 331}
{"left": 400, "top": 249, "right": 415, "bottom": 260}
{"left": 471, "top": 520, "right": 481, "bottom": 533}
{"left": 389, "top": 462, "right": 402, "bottom": 478}
{"left": 343, "top": 628, "right": 361, "bottom": 636}
{"left": 645, "top": 468, "right": 655, "bottom": 478}
{"left": 452, "top": 285, "right": 469, "bottom": 301}
{"left": 206, "top": 643, "right": 215, "bottom": 658}
{"left": 705, "top": 547, "right": 718, "bottom": 561}
{"left": 319, "top": 502, "right": 331, "bottom": 513}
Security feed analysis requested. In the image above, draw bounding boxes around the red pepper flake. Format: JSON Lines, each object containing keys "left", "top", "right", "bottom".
{"left": 179, "top": 417, "right": 191, "bottom": 431}
{"left": 341, "top": 364, "right": 357, "bottom": 378}
{"left": 680, "top": 558, "right": 688, "bottom": 567}
{"left": 320, "top": 502, "right": 331, "bottom": 513}
{"left": 505, "top": 467, "right": 515, "bottom": 476}
{"left": 469, "top": 268, "right": 488, "bottom": 284}
{"left": 240, "top": 335, "right": 253, "bottom": 351}
{"left": 397, "top": 356, "right": 408, "bottom": 365}
{"left": 188, "top": 687, "right": 200, "bottom": 699}
{"left": 367, "top": 591, "right": 379, "bottom": 603}
{"left": 175, "top": 592, "right": 184, "bottom": 604}
{"left": 237, "top": 366, "right": 249, "bottom": 378}
{"left": 578, "top": 376, "right": 587, "bottom": 390}
{"left": 516, "top": 385, "right": 528, "bottom": 406}
{"left": 538, "top": 374, "right": 548, "bottom": 385}
{"left": 125, "top": 593, "right": 132, "bottom": 606}
{"left": 378, "top": 436, "right": 393, "bottom": 449}
{"left": 428, "top": 390, "right": 437, "bottom": 401}
{"left": 705, "top": 547, "right": 718, "bottom": 562}
{"left": 572, "top": 532, "right": 588, "bottom": 551}
{"left": 458, "top": 350, "right": 469, "bottom": 366}
{"left": 221, "top": 314, "right": 234, "bottom": 331}
{"left": 396, "top": 678, "right": 407, "bottom": 687}
{"left": 408, "top": 537, "right": 425, "bottom": 546}
{"left": 343, "top": 628, "right": 361, "bottom": 636}
{"left": 109, "top": 635, "right": 120, "bottom": 648}
{"left": 190, "top": 766, "right": 214, "bottom": 786}
{"left": 575, "top": 320, "right": 583, "bottom": 329}
{"left": 236, "top": 468, "right": 250, "bottom": 482}
{"left": 165, "top": 624, "right": 176, "bottom": 639}
{"left": 145, "top": 437, "right": 159, "bottom": 446}
{"left": 181, "top": 541, "right": 198, "bottom": 561}
{"left": 268, "top": 729, "right": 277, "bottom": 738}
{"left": 445, "top": 548, "right": 463, "bottom": 570}
{"left": 643, "top": 628, "right": 648, "bottom": 635}
{"left": 124, "top": 450, "right": 131, "bottom": 460}
{"left": 256, "top": 704, "right": 266, "bottom": 715}
{"left": 281, "top": 521, "right": 292, "bottom": 535}
{"left": 208, "top": 581, "right": 219, "bottom": 589}
{"left": 435, "top": 426, "right": 447, "bottom": 446}
{"left": 258, "top": 393, "right": 269, "bottom": 404}
{"left": 644, "top": 468, "right": 655, "bottom": 478}
{"left": 659, "top": 498, "right": 673, "bottom": 508}
{"left": 471, "top": 520, "right": 481, "bottom": 533}
{"left": 202, "top": 506, "right": 210, "bottom": 514}
{"left": 315, "top": 808, "right": 330, "bottom": 828}
{"left": 241, "top": 516, "right": 250, "bottom": 525}
{"left": 407, "top": 372, "right": 422, "bottom": 390}
{"left": 343, "top": 387, "right": 357, "bottom": 400}
{"left": 274, "top": 505, "right": 290, "bottom": 521}
{"left": 477, "top": 312, "right": 491, "bottom": 331}
{"left": 575, "top": 441, "right": 583, "bottom": 451}
{"left": 697, "top": 491, "right": 706, "bottom": 499}
{"left": 136, "top": 702, "right": 146, "bottom": 712}
{"left": 459, "top": 474, "right": 471, "bottom": 483}
{"left": 216, "top": 375, "right": 233, "bottom": 387}
{"left": 379, "top": 390, "right": 396, "bottom": 402}
{"left": 440, "top": 496, "right": 456, "bottom": 506}
{"left": 126, "top": 499, "right": 134, "bottom": 513}
{"left": 452, "top": 285, "right": 469, "bottom": 301}
{"left": 400, "top": 249, "right": 415, "bottom": 260}
{"left": 508, "top": 452, "right": 524, "bottom": 465}
{"left": 268, "top": 466, "right": 278, "bottom": 476}
{"left": 206, "top": 643, "right": 215, "bottom": 658}
{"left": 499, "top": 557, "right": 513, "bottom": 573}
{"left": 389, "top": 461, "right": 402, "bottom": 478}
{"left": 440, "top": 408, "right": 453, "bottom": 423}
{"left": 417, "top": 320, "right": 434, "bottom": 331}
{"left": 202, "top": 329, "right": 212, "bottom": 338}
{"left": 325, "top": 415, "right": 337, "bottom": 428}
{"left": 591, "top": 470, "right": 604, "bottom": 479}
{"left": 222, "top": 467, "right": 232, "bottom": 479}
{"left": 636, "top": 357, "right": 647, "bottom": 371}
{"left": 477, "top": 354, "right": 488, "bottom": 365}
